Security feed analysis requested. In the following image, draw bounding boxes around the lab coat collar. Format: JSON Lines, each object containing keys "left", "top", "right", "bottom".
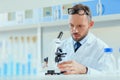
{"left": 86, "top": 32, "right": 95, "bottom": 45}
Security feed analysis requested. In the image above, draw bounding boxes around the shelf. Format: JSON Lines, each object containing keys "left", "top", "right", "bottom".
{"left": 0, "top": 14, "right": 120, "bottom": 32}
{"left": 40, "top": 20, "right": 68, "bottom": 27}
{"left": 41, "top": 14, "right": 120, "bottom": 28}
{"left": 0, "top": 24, "right": 41, "bottom": 32}
{"left": 93, "top": 14, "right": 120, "bottom": 28}
{"left": 93, "top": 14, "right": 120, "bottom": 22}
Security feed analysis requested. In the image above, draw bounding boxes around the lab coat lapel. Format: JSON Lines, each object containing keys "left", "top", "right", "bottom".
{"left": 75, "top": 43, "right": 86, "bottom": 53}
{"left": 68, "top": 37, "right": 75, "bottom": 53}
{"left": 75, "top": 32, "right": 93, "bottom": 54}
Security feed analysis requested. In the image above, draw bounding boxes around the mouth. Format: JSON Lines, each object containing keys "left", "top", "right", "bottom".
{"left": 73, "top": 33, "right": 79, "bottom": 38}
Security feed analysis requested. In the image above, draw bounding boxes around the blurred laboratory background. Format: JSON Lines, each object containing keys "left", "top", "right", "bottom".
{"left": 0, "top": 0, "right": 120, "bottom": 79}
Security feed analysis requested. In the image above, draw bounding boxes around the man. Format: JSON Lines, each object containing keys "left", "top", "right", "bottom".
{"left": 57, "top": 4, "right": 116, "bottom": 74}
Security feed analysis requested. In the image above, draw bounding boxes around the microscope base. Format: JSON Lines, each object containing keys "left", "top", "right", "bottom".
{"left": 45, "top": 70, "right": 65, "bottom": 75}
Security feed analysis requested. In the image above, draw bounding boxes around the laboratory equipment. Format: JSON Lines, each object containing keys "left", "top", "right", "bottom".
{"left": 45, "top": 31, "right": 67, "bottom": 75}
{"left": 102, "top": 48, "right": 116, "bottom": 73}
{"left": 117, "top": 48, "right": 120, "bottom": 73}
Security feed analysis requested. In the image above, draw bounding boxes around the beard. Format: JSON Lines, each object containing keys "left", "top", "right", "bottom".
{"left": 72, "top": 32, "right": 88, "bottom": 41}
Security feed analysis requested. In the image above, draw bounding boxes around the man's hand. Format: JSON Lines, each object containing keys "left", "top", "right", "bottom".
{"left": 57, "top": 60, "right": 88, "bottom": 75}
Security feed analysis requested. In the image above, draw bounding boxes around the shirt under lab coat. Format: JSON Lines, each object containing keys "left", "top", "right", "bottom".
{"left": 59, "top": 32, "right": 116, "bottom": 74}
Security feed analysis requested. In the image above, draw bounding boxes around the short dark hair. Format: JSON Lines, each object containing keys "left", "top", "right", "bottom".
{"left": 71, "top": 4, "right": 92, "bottom": 21}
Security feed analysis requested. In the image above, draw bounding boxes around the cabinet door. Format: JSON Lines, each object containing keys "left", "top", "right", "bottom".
{"left": 102, "top": 0, "right": 120, "bottom": 15}
{"left": 81, "top": 0, "right": 120, "bottom": 16}
{"left": 81, "top": 1, "right": 98, "bottom": 16}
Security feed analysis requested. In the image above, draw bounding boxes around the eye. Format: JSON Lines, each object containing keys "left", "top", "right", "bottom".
{"left": 70, "top": 23, "right": 74, "bottom": 28}
{"left": 78, "top": 25, "right": 82, "bottom": 28}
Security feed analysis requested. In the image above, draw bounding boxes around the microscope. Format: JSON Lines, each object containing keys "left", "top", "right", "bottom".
{"left": 45, "top": 31, "right": 67, "bottom": 75}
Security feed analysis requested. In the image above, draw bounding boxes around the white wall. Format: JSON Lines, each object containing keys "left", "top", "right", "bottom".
{"left": 41, "top": 25, "right": 70, "bottom": 62}
{"left": 0, "top": 0, "right": 89, "bottom": 13}
{"left": 91, "top": 26, "right": 120, "bottom": 58}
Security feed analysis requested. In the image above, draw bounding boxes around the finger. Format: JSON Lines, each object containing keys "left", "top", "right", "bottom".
{"left": 59, "top": 66, "right": 72, "bottom": 71}
{"left": 58, "top": 61, "right": 74, "bottom": 68}
{"left": 58, "top": 63, "right": 73, "bottom": 69}
{"left": 58, "top": 61, "right": 73, "bottom": 65}
{"left": 60, "top": 66, "right": 77, "bottom": 75}
{"left": 63, "top": 70, "right": 76, "bottom": 75}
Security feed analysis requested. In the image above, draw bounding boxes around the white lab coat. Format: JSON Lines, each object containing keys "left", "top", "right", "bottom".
{"left": 59, "top": 32, "right": 116, "bottom": 74}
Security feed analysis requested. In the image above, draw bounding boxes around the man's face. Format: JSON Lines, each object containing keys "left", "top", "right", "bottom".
{"left": 69, "top": 14, "right": 93, "bottom": 41}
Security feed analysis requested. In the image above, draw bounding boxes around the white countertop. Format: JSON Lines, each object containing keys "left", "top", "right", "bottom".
{"left": 39, "top": 71, "right": 120, "bottom": 80}
{"left": 0, "top": 72, "right": 120, "bottom": 80}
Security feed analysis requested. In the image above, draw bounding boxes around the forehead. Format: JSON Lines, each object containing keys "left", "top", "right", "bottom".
{"left": 69, "top": 14, "right": 88, "bottom": 24}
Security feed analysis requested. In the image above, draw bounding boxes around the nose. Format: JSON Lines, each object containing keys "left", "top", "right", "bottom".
{"left": 73, "top": 26, "right": 78, "bottom": 33}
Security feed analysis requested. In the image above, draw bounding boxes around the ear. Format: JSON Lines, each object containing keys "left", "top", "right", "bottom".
{"left": 89, "top": 21, "right": 94, "bottom": 29}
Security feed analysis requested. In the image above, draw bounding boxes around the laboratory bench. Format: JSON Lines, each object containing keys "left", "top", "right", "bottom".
{"left": 40, "top": 73, "right": 120, "bottom": 80}
{"left": 0, "top": 72, "right": 120, "bottom": 80}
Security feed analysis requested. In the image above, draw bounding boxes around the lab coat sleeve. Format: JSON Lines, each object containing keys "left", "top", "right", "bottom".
{"left": 87, "top": 53, "right": 116, "bottom": 75}
{"left": 87, "top": 67, "right": 102, "bottom": 75}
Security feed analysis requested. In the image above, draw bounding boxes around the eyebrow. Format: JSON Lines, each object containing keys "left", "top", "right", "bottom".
{"left": 69, "top": 23, "right": 83, "bottom": 27}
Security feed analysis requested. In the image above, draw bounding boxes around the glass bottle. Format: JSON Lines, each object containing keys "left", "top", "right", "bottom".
{"left": 117, "top": 48, "right": 120, "bottom": 73}
{"left": 103, "top": 48, "right": 116, "bottom": 73}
